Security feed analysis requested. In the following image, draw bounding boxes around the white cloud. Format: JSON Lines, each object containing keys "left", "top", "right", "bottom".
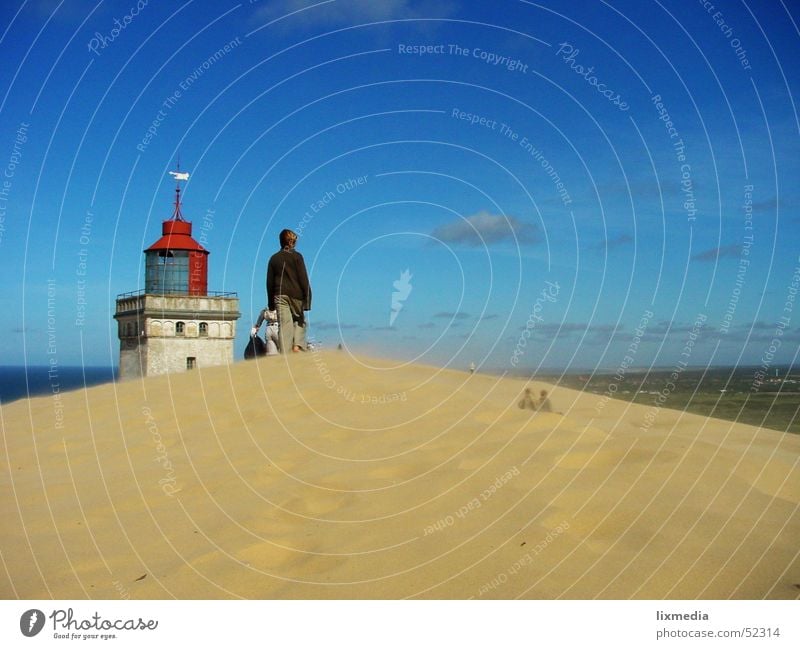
{"left": 431, "top": 210, "right": 539, "bottom": 247}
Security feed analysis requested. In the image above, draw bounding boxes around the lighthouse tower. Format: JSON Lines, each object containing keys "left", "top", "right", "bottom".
{"left": 114, "top": 170, "right": 240, "bottom": 379}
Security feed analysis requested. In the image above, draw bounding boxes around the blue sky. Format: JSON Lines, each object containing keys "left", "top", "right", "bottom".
{"left": 1, "top": 0, "right": 799, "bottom": 372}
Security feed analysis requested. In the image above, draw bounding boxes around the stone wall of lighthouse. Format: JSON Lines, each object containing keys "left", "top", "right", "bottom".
{"left": 116, "top": 293, "right": 240, "bottom": 379}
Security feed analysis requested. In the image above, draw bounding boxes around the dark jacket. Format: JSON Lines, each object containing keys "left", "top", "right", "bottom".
{"left": 266, "top": 248, "right": 312, "bottom": 311}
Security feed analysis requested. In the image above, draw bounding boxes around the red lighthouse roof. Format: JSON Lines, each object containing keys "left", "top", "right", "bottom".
{"left": 145, "top": 219, "right": 207, "bottom": 253}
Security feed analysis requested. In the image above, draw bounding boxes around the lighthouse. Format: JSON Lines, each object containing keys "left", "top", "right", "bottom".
{"left": 114, "top": 170, "right": 240, "bottom": 379}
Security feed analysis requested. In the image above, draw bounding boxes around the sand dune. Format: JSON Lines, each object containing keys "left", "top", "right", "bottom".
{"left": 1, "top": 351, "right": 798, "bottom": 599}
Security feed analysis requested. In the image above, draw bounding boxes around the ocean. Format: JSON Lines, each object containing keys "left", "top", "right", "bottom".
{"left": 0, "top": 366, "right": 117, "bottom": 404}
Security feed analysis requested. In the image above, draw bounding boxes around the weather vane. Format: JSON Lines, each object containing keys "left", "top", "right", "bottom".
{"left": 167, "top": 164, "right": 190, "bottom": 220}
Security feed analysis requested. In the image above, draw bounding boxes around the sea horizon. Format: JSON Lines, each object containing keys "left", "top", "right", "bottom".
{"left": 0, "top": 365, "right": 118, "bottom": 405}
{"left": 2, "top": 359, "right": 796, "bottom": 406}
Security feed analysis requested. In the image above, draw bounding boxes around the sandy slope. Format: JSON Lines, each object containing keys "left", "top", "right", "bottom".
{"left": 1, "top": 351, "right": 798, "bottom": 599}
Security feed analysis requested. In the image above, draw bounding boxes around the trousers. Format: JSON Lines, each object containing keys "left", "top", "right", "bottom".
{"left": 275, "top": 294, "right": 306, "bottom": 352}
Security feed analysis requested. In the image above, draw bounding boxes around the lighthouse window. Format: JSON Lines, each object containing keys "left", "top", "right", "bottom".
{"left": 176, "top": 321, "right": 185, "bottom": 335}
{"left": 199, "top": 322, "right": 208, "bottom": 337}
{"left": 145, "top": 250, "right": 190, "bottom": 294}
{"left": 186, "top": 357, "right": 196, "bottom": 370}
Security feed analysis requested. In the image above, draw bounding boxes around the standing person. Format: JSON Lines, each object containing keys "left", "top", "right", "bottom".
{"left": 518, "top": 387, "right": 537, "bottom": 410}
{"left": 267, "top": 229, "right": 312, "bottom": 353}
{"left": 251, "top": 308, "right": 280, "bottom": 355}
{"left": 537, "top": 389, "right": 553, "bottom": 412}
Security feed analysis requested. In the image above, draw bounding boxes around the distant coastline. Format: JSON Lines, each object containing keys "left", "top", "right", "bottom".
{"left": 502, "top": 365, "right": 800, "bottom": 434}
{"left": 0, "top": 366, "right": 117, "bottom": 404}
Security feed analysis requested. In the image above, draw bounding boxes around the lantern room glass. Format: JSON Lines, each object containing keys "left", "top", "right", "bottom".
{"left": 145, "top": 250, "right": 190, "bottom": 294}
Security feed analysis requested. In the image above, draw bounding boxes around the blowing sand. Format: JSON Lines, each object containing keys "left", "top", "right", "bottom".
{"left": 1, "top": 352, "right": 798, "bottom": 599}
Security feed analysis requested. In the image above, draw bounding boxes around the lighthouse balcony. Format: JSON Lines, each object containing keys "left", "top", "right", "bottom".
{"left": 115, "top": 289, "right": 240, "bottom": 319}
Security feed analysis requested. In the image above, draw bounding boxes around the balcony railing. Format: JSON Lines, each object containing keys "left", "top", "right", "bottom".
{"left": 116, "top": 288, "right": 238, "bottom": 299}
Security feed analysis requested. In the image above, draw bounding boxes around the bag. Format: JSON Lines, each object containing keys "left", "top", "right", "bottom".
{"left": 244, "top": 335, "right": 267, "bottom": 359}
